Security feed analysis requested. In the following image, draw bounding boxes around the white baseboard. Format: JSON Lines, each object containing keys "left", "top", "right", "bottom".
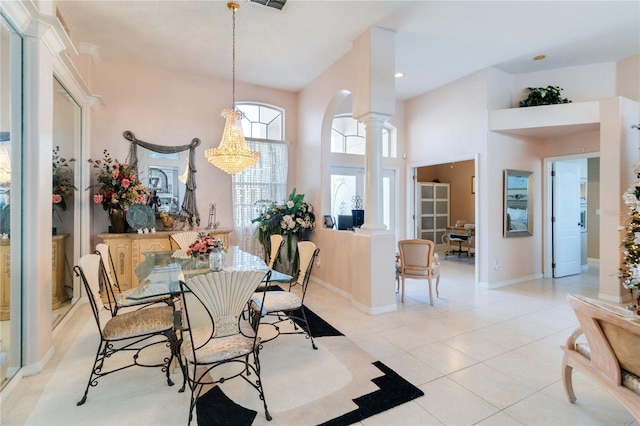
{"left": 478, "top": 273, "right": 544, "bottom": 289}
{"left": 310, "top": 276, "right": 397, "bottom": 315}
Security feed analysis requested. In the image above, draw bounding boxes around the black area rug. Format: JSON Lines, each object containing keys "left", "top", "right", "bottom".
{"left": 318, "top": 361, "right": 425, "bottom": 426}
{"left": 196, "top": 386, "right": 257, "bottom": 426}
{"left": 196, "top": 305, "right": 424, "bottom": 426}
{"left": 262, "top": 285, "right": 344, "bottom": 337}
{"left": 288, "top": 305, "right": 344, "bottom": 337}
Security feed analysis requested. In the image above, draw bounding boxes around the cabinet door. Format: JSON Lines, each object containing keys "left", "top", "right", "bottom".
{"left": 131, "top": 237, "right": 172, "bottom": 287}
{"left": 109, "top": 239, "right": 132, "bottom": 292}
{"left": 0, "top": 244, "right": 10, "bottom": 320}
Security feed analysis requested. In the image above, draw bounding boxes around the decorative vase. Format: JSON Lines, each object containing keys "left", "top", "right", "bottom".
{"left": 274, "top": 233, "right": 299, "bottom": 276}
{"left": 197, "top": 253, "right": 210, "bottom": 269}
{"left": 209, "top": 248, "right": 225, "bottom": 271}
{"left": 108, "top": 209, "right": 128, "bottom": 234}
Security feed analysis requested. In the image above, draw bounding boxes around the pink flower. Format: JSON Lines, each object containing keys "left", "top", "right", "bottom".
{"left": 52, "top": 194, "right": 63, "bottom": 204}
{"left": 121, "top": 178, "right": 131, "bottom": 189}
{"left": 93, "top": 194, "right": 103, "bottom": 204}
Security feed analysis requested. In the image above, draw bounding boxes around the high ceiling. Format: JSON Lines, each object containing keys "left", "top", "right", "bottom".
{"left": 55, "top": 0, "right": 639, "bottom": 101}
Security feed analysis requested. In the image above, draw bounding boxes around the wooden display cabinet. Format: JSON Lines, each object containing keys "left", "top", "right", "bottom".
{"left": 0, "top": 234, "right": 69, "bottom": 320}
{"left": 98, "top": 228, "right": 233, "bottom": 301}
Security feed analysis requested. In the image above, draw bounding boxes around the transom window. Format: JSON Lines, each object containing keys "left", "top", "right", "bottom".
{"left": 330, "top": 114, "right": 395, "bottom": 158}
{"left": 237, "top": 102, "right": 284, "bottom": 141}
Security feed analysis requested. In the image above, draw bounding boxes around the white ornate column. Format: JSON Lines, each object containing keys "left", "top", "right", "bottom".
{"left": 358, "top": 113, "right": 388, "bottom": 231}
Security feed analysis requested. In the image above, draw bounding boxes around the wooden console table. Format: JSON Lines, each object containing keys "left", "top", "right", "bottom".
{"left": 98, "top": 228, "right": 233, "bottom": 301}
{"left": 0, "top": 234, "right": 69, "bottom": 320}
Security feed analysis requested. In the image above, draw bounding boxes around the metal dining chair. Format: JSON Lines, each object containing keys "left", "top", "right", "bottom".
{"left": 251, "top": 241, "right": 320, "bottom": 349}
{"left": 177, "top": 269, "right": 272, "bottom": 424}
{"left": 74, "top": 254, "right": 178, "bottom": 406}
{"left": 95, "top": 243, "right": 174, "bottom": 314}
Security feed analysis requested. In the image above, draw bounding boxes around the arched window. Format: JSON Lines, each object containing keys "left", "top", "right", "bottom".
{"left": 330, "top": 114, "right": 395, "bottom": 158}
{"left": 328, "top": 112, "right": 397, "bottom": 232}
{"left": 232, "top": 102, "right": 287, "bottom": 254}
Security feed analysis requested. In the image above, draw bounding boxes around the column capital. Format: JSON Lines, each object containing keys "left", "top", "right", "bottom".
{"left": 353, "top": 112, "right": 391, "bottom": 125}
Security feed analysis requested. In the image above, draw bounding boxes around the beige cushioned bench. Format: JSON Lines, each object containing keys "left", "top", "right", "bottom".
{"left": 562, "top": 293, "right": 640, "bottom": 421}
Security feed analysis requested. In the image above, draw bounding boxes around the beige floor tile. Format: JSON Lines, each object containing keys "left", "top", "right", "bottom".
{"left": 379, "top": 351, "right": 443, "bottom": 386}
{"left": 409, "top": 341, "right": 480, "bottom": 375}
{"left": 475, "top": 410, "right": 525, "bottom": 425}
{"left": 441, "top": 331, "right": 511, "bottom": 361}
{"left": 448, "top": 363, "right": 537, "bottom": 409}
{"left": 362, "top": 400, "right": 443, "bottom": 425}
{"left": 416, "top": 377, "right": 499, "bottom": 425}
{"left": 351, "top": 332, "right": 403, "bottom": 359}
{"left": 540, "top": 372, "right": 636, "bottom": 425}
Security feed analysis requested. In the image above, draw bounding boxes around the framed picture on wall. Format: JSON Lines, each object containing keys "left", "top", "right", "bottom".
{"left": 323, "top": 215, "right": 335, "bottom": 229}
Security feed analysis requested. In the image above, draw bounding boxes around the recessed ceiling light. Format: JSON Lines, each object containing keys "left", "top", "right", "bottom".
{"left": 395, "top": 72, "right": 405, "bottom": 78}
{"left": 533, "top": 54, "right": 546, "bottom": 61}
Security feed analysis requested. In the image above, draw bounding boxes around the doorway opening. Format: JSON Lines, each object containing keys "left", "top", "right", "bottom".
{"left": 544, "top": 154, "right": 600, "bottom": 278}
{"left": 412, "top": 158, "right": 477, "bottom": 278}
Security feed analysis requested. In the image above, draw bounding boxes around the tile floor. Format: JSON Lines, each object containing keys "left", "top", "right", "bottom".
{"left": 2, "top": 258, "right": 638, "bottom": 425}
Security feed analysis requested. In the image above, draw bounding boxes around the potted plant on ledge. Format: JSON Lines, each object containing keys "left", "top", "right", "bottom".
{"left": 519, "top": 85, "right": 571, "bottom": 107}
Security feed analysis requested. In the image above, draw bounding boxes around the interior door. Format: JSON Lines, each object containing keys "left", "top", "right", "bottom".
{"left": 552, "top": 161, "right": 581, "bottom": 277}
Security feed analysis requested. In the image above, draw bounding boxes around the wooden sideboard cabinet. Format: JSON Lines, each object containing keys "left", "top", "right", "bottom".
{"left": 0, "top": 234, "right": 69, "bottom": 320}
{"left": 98, "top": 228, "right": 233, "bottom": 301}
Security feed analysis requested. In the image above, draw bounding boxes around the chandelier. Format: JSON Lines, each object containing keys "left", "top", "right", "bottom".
{"left": 204, "top": 2, "right": 260, "bottom": 175}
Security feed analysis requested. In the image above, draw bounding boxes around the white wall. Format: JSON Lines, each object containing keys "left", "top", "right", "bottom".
{"left": 403, "top": 58, "right": 638, "bottom": 288}
{"left": 511, "top": 62, "right": 617, "bottom": 107}
{"left": 88, "top": 59, "right": 298, "bottom": 245}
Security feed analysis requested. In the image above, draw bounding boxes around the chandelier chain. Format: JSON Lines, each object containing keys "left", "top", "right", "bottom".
{"left": 231, "top": 4, "right": 236, "bottom": 107}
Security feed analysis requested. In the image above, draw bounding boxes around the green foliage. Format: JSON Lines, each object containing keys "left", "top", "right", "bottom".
{"left": 620, "top": 163, "right": 640, "bottom": 293}
{"left": 519, "top": 86, "right": 571, "bottom": 107}
{"left": 251, "top": 188, "right": 315, "bottom": 273}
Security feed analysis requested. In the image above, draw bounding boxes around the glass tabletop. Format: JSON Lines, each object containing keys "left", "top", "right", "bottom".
{"left": 128, "top": 246, "right": 292, "bottom": 300}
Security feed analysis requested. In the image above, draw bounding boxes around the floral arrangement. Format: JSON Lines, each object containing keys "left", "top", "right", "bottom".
{"left": 88, "top": 149, "right": 148, "bottom": 211}
{"left": 186, "top": 235, "right": 224, "bottom": 258}
{"left": 251, "top": 188, "right": 315, "bottom": 260}
{"left": 620, "top": 161, "right": 640, "bottom": 293}
{"left": 52, "top": 146, "right": 76, "bottom": 213}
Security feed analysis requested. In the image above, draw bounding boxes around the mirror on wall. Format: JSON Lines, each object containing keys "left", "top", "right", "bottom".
{"left": 136, "top": 149, "right": 186, "bottom": 214}
{"left": 124, "top": 131, "right": 201, "bottom": 228}
{"left": 504, "top": 169, "right": 533, "bottom": 237}
{"left": 52, "top": 77, "right": 81, "bottom": 327}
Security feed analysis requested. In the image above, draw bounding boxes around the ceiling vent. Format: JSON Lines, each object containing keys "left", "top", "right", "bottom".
{"left": 249, "top": 0, "right": 286, "bottom": 10}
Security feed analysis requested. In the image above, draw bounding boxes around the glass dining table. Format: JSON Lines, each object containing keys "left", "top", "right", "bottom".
{"left": 126, "top": 246, "right": 292, "bottom": 301}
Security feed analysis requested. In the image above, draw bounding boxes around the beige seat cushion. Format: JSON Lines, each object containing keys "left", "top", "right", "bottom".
{"left": 102, "top": 306, "right": 174, "bottom": 340}
{"left": 574, "top": 342, "right": 640, "bottom": 396}
{"left": 182, "top": 324, "right": 257, "bottom": 364}
{"left": 254, "top": 291, "right": 301, "bottom": 312}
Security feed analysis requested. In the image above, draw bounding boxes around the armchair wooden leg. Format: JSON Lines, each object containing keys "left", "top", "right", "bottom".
{"left": 561, "top": 358, "right": 577, "bottom": 403}
{"left": 401, "top": 276, "right": 406, "bottom": 303}
{"left": 428, "top": 280, "right": 434, "bottom": 306}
